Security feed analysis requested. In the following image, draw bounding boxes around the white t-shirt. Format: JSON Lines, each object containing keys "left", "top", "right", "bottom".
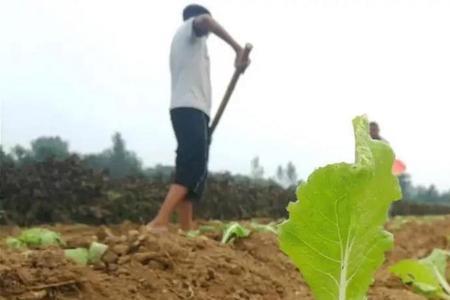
{"left": 170, "top": 18, "right": 212, "bottom": 116}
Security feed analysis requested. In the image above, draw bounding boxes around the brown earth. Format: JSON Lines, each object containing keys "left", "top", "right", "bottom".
{"left": 1, "top": 216, "right": 450, "bottom": 300}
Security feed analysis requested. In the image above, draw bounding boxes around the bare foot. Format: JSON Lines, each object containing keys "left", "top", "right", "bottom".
{"left": 145, "top": 222, "right": 169, "bottom": 234}
{"left": 180, "top": 222, "right": 196, "bottom": 232}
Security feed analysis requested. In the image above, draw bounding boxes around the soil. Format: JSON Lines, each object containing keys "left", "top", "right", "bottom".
{"left": 1, "top": 216, "right": 450, "bottom": 300}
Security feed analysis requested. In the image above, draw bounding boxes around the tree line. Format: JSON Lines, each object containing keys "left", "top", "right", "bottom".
{"left": 1, "top": 133, "right": 449, "bottom": 204}
{"left": 0, "top": 134, "right": 141, "bottom": 179}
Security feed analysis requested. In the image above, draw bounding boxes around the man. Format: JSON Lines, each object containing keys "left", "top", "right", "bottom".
{"left": 147, "top": 4, "right": 250, "bottom": 232}
{"left": 369, "top": 121, "right": 387, "bottom": 142}
{"left": 370, "top": 121, "right": 406, "bottom": 177}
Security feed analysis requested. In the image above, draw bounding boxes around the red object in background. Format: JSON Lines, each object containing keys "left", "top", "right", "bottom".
{"left": 392, "top": 159, "right": 406, "bottom": 176}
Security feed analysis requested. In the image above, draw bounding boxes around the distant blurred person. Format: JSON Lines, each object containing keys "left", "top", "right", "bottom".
{"left": 369, "top": 121, "right": 388, "bottom": 142}
{"left": 370, "top": 120, "right": 406, "bottom": 188}
{"left": 370, "top": 121, "right": 403, "bottom": 172}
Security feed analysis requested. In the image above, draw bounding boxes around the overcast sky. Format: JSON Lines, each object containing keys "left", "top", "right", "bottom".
{"left": 1, "top": 0, "right": 449, "bottom": 191}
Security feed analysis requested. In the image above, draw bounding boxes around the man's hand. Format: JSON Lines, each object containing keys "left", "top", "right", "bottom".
{"left": 235, "top": 46, "right": 251, "bottom": 73}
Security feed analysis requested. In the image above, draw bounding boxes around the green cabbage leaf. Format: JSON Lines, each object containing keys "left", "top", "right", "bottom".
{"left": 279, "top": 116, "right": 401, "bottom": 300}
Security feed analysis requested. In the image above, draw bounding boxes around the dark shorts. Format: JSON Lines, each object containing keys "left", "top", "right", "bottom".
{"left": 171, "top": 107, "right": 210, "bottom": 200}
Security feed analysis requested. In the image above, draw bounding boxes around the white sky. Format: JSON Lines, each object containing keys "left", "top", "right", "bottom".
{"left": 1, "top": 0, "right": 449, "bottom": 191}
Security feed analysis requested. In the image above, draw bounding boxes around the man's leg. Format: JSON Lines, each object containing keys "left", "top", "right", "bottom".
{"left": 174, "top": 110, "right": 209, "bottom": 232}
{"left": 148, "top": 108, "right": 207, "bottom": 232}
{"left": 147, "top": 183, "right": 188, "bottom": 231}
{"left": 176, "top": 199, "right": 193, "bottom": 231}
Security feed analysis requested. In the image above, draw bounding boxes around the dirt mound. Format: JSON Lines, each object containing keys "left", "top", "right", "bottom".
{"left": 89, "top": 225, "right": 310, "bottom": 300}
{"left": 4, "top": 217, "right": 450, "bottom": 300}
{"left": 0, "top": 249, "right": 85, "bottom": 300}
{"left": 1, "top": 224, "right": 306, "bottom": 300}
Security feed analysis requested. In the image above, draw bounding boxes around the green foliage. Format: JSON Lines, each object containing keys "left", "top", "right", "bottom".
{"left": 201, "top": 225, "right": 220, "bottom": 233}
{"left": 2, "top": 137, "right": 69, "bottom": 167}
{"left": 11, "top": 145, "right": 33, "bottom": 166}
{"left": 398, "top": 174, "right": 450, "bottom": 204}
{"left": 250, "top": 221, "right": 278, "bottom": 234}
{"left": 286, "top": 162, "right": 298, "bottom": 186}
{"left": 250, "top": 156, "right": 264, "bottom": 180}
{"left": 144, "top": 164, "right": 174, "bottom": 182}
{"left": 186, "top": 230, "right": 202, "bottom": 238}
{"left": 7, "top": 228, "right": 65, "bottom": 248}
{"left": 2, "top": 127, "right": 448, "bottom": 226}
{"left": 71, "top": 242, "right": 108, "bottom": 265}
{"left": 5, "top": 228, "right": 107, "bottom": 266}
{"left": 83, "top": 132, "right": 142, "bottom": 179}
{"left": 83, "top": 152, "right": 110, "bottom": 171}
{"left": 390, "top": 249, "right": 450, "bottom": 299}
{"left": 279, "top": 116, "right": 401, "bottom": 300}
{"left": 31, "top": 136, "right": 69, "bottom": 162}
{"left": 186, "top": 224, "right": 223, "bottom": 238}
{"left": 276, "top": 165, "right": 284, "bottom": 183}
{"left": 221, "top": 222, "right": 251, "bottom": 244}
{"left": 88, "top": 242, "right": 109, "bottom": 264}
{"left": 65, "top": 248, "right": 89, "bottom": 266}
{"left": 398, "top": 174, "right": 414, "bottom": 200}
{"left": 416, "top": 185, "right": 441, "bottom": 203}
{"left": 109, "top": 132, "right": 140, "bottom": 178}
{"left": 6, "top": 237, "right": 26, "bottom": 250}
{"left": 275, "top": 162, "right": 299, "bottom": 188}
{"left": 0, "top": 146, "right": 14, "bottom": 168}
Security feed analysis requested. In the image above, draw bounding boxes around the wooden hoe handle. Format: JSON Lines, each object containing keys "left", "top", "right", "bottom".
{"left": 210, "top": 43, "right": 253, "bottom": 135}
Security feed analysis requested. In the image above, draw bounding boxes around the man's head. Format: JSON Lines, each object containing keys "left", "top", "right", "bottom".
{"left": 369, "top": 121, "right": 380, "bottom": 139}
{"left": 182, "top": 4, "right": 211, "bottom": 21}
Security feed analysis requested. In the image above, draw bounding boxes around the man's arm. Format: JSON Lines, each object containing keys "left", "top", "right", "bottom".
{"left": 193, "top": 15, "right": 250, "bottom": 72}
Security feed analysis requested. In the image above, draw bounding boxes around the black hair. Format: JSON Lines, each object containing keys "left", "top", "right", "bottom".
{"left": 182, "top": 4, "right": 211, "bottom": 21}
{"left": 369, "top": 122, "right": 379, "bottom": 128}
